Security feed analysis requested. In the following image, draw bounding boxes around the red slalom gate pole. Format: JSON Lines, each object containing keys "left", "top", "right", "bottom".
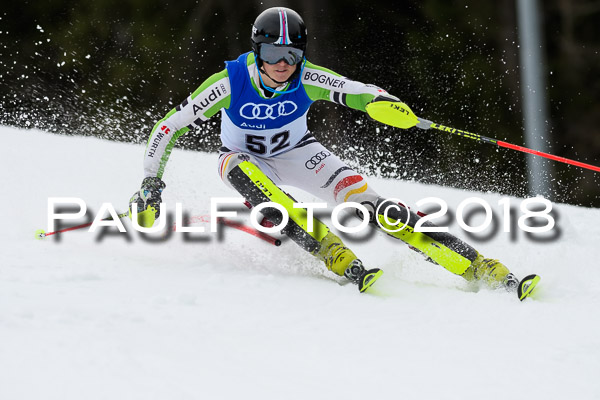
{"left": 417, "top": 119, "right": 600, "bottom": 173}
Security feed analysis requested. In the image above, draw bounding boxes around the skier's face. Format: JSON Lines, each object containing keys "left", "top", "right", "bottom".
{"left": 261, "top": 60, "right": 297, "bottom": 88}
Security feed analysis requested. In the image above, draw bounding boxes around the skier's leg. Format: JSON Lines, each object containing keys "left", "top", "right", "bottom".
{"left": 272, "top": 141, "right": 520, "bottom": 291}
{"left": 369, "top": 199, "right": 541, "bottom": 299}
{"left": 368, "top": 198, "right": 519, "bottom": 289}
{"left": 218, "top": 149, "right": 381, "bottom": 292}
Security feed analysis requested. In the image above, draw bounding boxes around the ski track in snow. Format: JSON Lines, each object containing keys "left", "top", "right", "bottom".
{"left": 1, "top": 126, "right": 599, "bottom": 400}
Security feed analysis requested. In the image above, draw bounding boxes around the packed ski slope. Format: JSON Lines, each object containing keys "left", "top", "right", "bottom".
{"left": 1, "top": 126, "right": 599, "bottom": 400}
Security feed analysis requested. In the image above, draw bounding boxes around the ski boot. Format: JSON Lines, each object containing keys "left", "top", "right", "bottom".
{"left": 344, "top": 259, "right": 384, "bottom": 293}
{"left": 316, "top": 231, "right": 357, "bottom": 275}
{"left": 463, "top": 253, "right": 540, "bottom": 301}
{"left": 315, "top": 232, "right": 383, "bottom": 293}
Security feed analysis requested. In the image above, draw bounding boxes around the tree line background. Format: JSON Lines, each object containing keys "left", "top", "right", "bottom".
{"left": 1, "top": 0, "right": 599, "bottom": 206}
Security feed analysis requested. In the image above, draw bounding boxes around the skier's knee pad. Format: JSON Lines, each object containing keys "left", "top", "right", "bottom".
{"left": 218, "top": 152, "right": 260, "bottom": 189}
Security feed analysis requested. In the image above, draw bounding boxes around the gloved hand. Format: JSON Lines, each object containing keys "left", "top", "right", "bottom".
{"left": 128, "top": 177, "right": 166, "bottom": 227}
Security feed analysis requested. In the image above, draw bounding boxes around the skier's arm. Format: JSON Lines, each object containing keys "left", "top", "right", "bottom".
{"left": 143, "top": 69, "right": 231, "bottom": 179}
{"left": 301, "top": 61, "right": 398, "bottom": 111}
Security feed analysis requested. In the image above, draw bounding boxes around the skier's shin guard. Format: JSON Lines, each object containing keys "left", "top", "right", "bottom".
{"left": 227, "top": 161, "right": 356, "bottom": 276}
{"left": 374, "top": 198, "right": 478, "bottom": 275}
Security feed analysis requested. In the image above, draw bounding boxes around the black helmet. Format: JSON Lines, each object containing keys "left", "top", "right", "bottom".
{"left": 251, "top": 7, "right": 307, "bottom": 68}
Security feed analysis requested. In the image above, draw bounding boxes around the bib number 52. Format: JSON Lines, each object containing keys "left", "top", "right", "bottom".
{"left": 245, "top": 131, "right": 290, "bottom": 155}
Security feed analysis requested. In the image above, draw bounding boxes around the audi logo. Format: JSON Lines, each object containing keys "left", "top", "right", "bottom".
{"left": 305, "top": 151, "right": 331, "bottom": 169}
{"left": 239, "top": 101, "right": 298, "bottom": 120}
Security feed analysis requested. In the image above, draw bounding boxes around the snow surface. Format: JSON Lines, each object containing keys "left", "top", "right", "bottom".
{"left": 1, "top": 126, "right": 599, "bottom": 400}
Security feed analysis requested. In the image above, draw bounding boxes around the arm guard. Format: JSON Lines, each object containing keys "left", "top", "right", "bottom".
{"left": 365, "top": 96, "right": 420, "bottom": 129}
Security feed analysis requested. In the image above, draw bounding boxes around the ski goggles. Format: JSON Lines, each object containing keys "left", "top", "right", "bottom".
{"left": 259, "top": 43, "right": 304, "bottom": 65}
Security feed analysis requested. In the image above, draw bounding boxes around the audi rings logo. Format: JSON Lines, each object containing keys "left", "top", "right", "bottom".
{"left": 239, "top": 101, "right": 298, "bottom": 120}
{"left": 305, "top": 151, "right": 331, "bottom": 169}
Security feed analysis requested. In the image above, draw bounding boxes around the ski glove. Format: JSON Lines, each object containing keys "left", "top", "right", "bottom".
{"left": 128, "top": 177, "right": 166, "bottom": 227}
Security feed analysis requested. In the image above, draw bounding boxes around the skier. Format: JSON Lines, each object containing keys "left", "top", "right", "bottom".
{"left": 130, "top": 7, "right": 539, "bottom": 299}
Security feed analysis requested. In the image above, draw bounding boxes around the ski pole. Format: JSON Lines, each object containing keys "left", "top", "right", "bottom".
{"left": 36, "top": 211, "right": 282, "bottom": 246}
{"left": 170, "top": 214, "right": 281, "bottom": 246}
{"left": 416, "top": 118, "right": 600, "bottom": 173}
{"left": 35, "top": 212, "right": 129, "bottom": 239}
{"left": 365, "top": 100, "right": 600, "bottom": 173}
{"left": 218, "top": 217, "right": 282, "bottom": 246}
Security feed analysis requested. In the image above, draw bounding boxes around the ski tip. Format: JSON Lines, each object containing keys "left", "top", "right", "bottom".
{"left": 359, "top": 269, "right": 384, "bottom": 293}
{"left": 518, "top": 274, "right": 541, "bottom": 301}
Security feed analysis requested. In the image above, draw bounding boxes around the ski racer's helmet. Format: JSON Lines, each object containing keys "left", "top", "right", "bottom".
{"left": 251, "top": 7, "right": 307, "bottom": 72}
